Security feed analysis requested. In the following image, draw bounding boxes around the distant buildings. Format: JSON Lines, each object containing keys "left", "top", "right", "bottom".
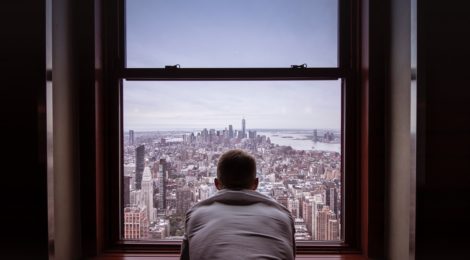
{"left": 316, "top": 206, "right": 338, "bottom": 240}
{"left": 242, "top": 118, "right": 246, "bottom": 138}
{"left": 129, "top": 130, "right": 135, "bottom": 145}
{"left": 157, "top": 158, "right": 167, "bottom": 212}
{"left": 228, "top": 125, "right": 234, "bottom": 138}
{"left": 248, "top": 130, "right": 257, "bottom": 139}
{"left": 135, "top": 145, "right": 145, "bottom": 190}
{"left": 122, "top": 119, "right": 342, "bottom": 241}
{"left": 123, "top": 175, "right": 131, "bottom": 207}
{"left": 149, "top": 219, "right": 170, "bottom": 239}
{"left": 142, "top": 167, "right": 154, "bottom": 223}
{"left": 176, "top": 187, "right": 192, "bottom": 215}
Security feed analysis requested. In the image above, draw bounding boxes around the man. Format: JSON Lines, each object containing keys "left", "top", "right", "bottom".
{"left": 180, "top": 150, "right": 295, "bottom": 260}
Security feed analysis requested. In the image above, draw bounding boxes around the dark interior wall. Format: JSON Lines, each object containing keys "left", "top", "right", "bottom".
{"left": 0, "top": 0, "right": 49, "bottom": 259}
{"left": 416, "top": 0, "right": 470, "bottom": 259}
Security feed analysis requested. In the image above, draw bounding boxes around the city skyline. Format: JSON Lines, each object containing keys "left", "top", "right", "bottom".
{"left": 123, "top": 120, "right": 342, "bottom": 241}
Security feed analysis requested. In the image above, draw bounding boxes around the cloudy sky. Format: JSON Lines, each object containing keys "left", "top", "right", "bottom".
{"left": 124, "top": 80, "right": 341, "bottom": 131}
{"left": 124, "top": 0, "right": 340, "bottom": 131}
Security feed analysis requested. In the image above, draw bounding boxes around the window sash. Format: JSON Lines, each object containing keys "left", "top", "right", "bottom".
{"left": 121, "top": 68, "right": 347, "bottom": 81}
{"left": 115, "top": 0, "right": 353, "bottom": 72}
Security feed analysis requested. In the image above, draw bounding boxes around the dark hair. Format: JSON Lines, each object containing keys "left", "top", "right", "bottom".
{"left": 217, "top": 150, "right": 256, "bottom": 190}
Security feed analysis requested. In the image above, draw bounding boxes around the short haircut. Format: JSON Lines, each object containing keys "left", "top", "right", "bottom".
{"left": 217, "top": 150, "right": 256, "bottom": 190}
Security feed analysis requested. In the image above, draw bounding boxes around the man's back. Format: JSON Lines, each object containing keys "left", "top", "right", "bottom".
{"left": 180, "top": 189, "right": 295, "bottom": 260}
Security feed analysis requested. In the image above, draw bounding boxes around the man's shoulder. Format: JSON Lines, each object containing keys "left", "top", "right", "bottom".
{"left": 187, "top": 190, "right": 292, "bottom": 218}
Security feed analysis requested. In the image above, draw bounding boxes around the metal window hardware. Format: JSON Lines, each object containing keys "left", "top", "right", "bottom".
{"left": 290, "top": 63, "right": 308, "bottom": 69}
{"left": 165, "top": 64, "right": 181, "bottom": 69}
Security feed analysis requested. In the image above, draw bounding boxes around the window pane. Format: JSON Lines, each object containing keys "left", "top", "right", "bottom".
{"left": 126, "top": 0, "right": 338, "bottom": 68}
{"left": 122, "top": 80, "right": 343, "bottom": 241}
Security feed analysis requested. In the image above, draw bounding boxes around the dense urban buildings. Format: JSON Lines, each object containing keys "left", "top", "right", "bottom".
{"left": 123, "top": 119, "right": 342, "bottom": 241}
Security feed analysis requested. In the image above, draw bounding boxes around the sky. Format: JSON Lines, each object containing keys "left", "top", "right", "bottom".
{"left": 124, "top": 80, "right": 341, "bottom": 131}
{"left": 126, "top": 0, "right": 338, "bottom": 67}
{"left": 124, "top": 0, "right": 340, "bottom": 131}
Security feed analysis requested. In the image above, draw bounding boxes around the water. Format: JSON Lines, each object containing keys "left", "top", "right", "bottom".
{"left": 258, "top": 131, "right": 340, "bottom": 153}
{"left": 143, "top": 130, "right": 341, "bottom": 153}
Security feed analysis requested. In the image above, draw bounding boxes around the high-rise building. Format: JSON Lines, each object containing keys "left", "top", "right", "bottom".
{"left": 142, "top": 167, "right": 154, "bottom": 223}
{"left": 288, "top": 197, "right": 300, "bottom": 218}
{"left": 313, "top": 129, "right": 318, "bottom": 142}
{"left": 157, "top": 159, "right": 167, "bottom": 212}
{"left": 242, "top": 118, "right": 246, "bottom": 138}
{"left": 209, "top": 129, "right": 215, "bottom": 142}
{"left": 129, "top": 130, "right": 135, "bottom": 145}
{"left": 123, "top": 206, "right": 148, "bottom": 239}
{"left": 176, "top": 187, "right": 192, "bottom": 215}
{"left": 302, "top": 199, "right": 312, "bottom": 233}
{"left": 123, "top": 175, "right": 131, "bottom": 207}
{"left": 130, "top": 189, "right": 142, "bottom": 206}
{"left": 228, "top": 125, "right": 233, "bottom": 138}
{"left": 199, "top": 184, "right": 211, "bottom": 201}
{"left": 326, "top": 187, "right": 338, "bottom": 215}
{"left": 135, "top": 145, "right": 145, "bottom": 190}
{"left": 317, "top": 206, "right": 336, "bottom": 240}
{"left": 327, "top": 219, "right": 339, "bottom": 240}
{"left": 303, "top": 195, "right": 323, "bottom": 240}
{"left": 248, "top": 130, "right": 257, "bottom": 139}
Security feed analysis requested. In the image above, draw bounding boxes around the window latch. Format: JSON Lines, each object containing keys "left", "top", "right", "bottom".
{"left": 165, "top": 64, "right": 181, "bottom": 69}
{"left": 290, "top": 63, "right": 307, "bottom": 69}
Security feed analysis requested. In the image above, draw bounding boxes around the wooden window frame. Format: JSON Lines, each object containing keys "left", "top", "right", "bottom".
{"left": 80, "top": 0, "right": 385, "bottom": 259}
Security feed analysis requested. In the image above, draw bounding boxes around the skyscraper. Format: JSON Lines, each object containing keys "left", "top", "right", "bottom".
{"left": 317, "top": 206, "right": 336, "bottom": 240}
{"left": 288, "top": 197, "right": 300, "bottom": 218}
{"left": 123, "top": 175, "right": 131, "bottom": 207}
{"left": 326, "top": 187, "right": 338, "bottom": 215}
{"left": 142, "top": 167, "right": 154, "bottom": 222}
{"left": 313, "top": 129, "right": 318, "bottom": 142}
{"left": 242, "top": 118, "right": 246, "bottom": 138}
{"left": 135, "top": 145, "right": 145, "bottom": 190}
{"left": 327, "top": 219, "right": 339, "bottom": 240}
{"left": 228, "top": 125, "right": 233, "bottom": 138}
{"left": 129, "top": 130, "right": 135, "bottom": 145}
{"left": 176, "top": 187, "right": 192, "bottom": 215}
{"left": 311, "top": 200, "right": 319, "bottom": 240}
{"left": 248, "top": 130, "right": 257, "bottom": 139}
{"left": 157, "top": 158, "right": 167, "bottom": 211}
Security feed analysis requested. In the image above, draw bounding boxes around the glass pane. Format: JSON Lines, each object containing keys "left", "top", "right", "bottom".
{"left": 126, "top": 0, "right": 338, "bottom": 68}
{"left": 122, "top": 80, "right": 343, "bottom": 241}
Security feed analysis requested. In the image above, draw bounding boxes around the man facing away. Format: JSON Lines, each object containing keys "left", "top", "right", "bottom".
{"left": 180, "top": 150, "right": 295, "bottom": 260}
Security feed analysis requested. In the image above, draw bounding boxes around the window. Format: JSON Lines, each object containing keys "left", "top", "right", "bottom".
{"left": 123, "top": 80, "right": 342, "bottom": 242}
{"left": 100, "top": 0, "right": 361, "bottom": 254}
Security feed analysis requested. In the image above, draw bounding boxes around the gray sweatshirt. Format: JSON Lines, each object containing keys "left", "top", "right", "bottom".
{"left": 180, "top": 189, "right": 295, "bottom": 260}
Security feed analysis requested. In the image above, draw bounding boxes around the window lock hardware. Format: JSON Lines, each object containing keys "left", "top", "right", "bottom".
{"left": 290, "top": 63, "right": 308, "bottom": 69}
{"left": 165, "top": 64, "right": 181, "bottom": 69}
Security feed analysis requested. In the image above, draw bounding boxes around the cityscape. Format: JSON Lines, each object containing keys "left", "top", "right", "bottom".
{"left": 122, "top": 118, "right": 342, "bottom": 241}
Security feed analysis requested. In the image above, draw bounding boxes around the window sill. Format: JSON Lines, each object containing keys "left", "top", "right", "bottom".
{"left": 89, "top": 254, "right": 367, "bottom": 260}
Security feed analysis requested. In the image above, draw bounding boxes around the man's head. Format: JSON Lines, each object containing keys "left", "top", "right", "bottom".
{"left": 215, "top": 150, "right": 258, "bottom": 190}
